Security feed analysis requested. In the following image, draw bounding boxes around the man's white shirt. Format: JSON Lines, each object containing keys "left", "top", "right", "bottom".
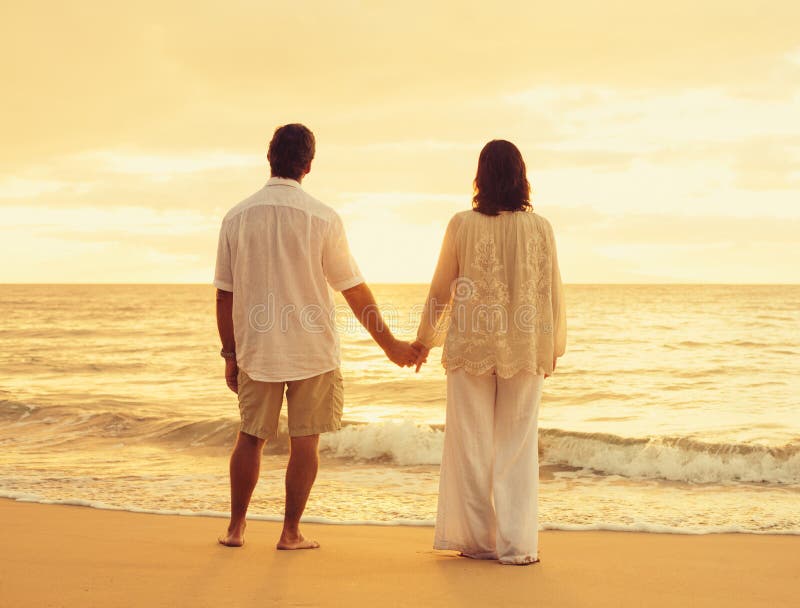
{"left": 214, "top": 177, "right": 364, "bottom": 382}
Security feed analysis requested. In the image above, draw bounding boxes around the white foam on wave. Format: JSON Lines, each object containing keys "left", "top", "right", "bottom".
{"left": 6, "top": 396, "right": 799, "bottom": 486}
{"left": 540, "top": 522, "right": 800, "bottom": 535}
{"left": 4, "top": 491, "right": 799, "bottom": 535}
{"left": 320, "top": 422, "right": 800, "bottom": 486}
{"left": 0, "top": 491, "right": 434, "bottom": 527}
{"left": 540, "top": 429, "right": 800, "bottom": 485}
{"left": 321, "top": 420, "right": 444, "bottom": 465}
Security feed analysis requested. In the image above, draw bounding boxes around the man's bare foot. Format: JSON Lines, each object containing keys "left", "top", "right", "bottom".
{"left": 276, "top": 532, "right": 320, "bottom": 550}
{"left": 218, "top": 522, "right": 246, "bottom": 547}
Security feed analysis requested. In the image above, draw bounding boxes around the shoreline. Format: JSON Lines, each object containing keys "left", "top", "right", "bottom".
{"left": 4, "top": 494, "right": 800, "bottom": 535}
{"left": 3, "top": 499, "right": 798, "bottom": 607}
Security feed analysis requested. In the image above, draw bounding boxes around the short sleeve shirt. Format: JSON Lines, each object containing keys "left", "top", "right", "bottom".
{"left": 214, "top": 177, "right": 364, "bottom": 381}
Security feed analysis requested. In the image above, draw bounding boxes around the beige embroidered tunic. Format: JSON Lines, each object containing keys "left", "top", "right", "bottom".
{"left": 416, "top": 209, "right": 566, "bottom": 377}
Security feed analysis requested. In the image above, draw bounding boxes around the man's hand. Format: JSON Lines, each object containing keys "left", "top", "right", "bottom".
{"left": 342, "top": 284, "right": 422, "bottom": 369}
{"left": 412, "top": 341, "right": 430, "bottom": 373}
{"left": 225, "top": 358, "right": 239, "bottom": 393}
{"left": 216, "top": 288, "right": 237, "bottom": 392}
{"left": 384, "top": 338, "right": 421, "bottom": 368}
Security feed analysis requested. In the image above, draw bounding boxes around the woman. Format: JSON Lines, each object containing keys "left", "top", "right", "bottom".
{"left": 414, "top": 139, "right": 566, "bottom": 565}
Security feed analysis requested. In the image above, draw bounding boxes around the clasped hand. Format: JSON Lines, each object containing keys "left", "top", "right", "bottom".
{"left": 384, "top": 339, "right": 430, "bottom": 372}
{"left": 225, "top": 339, "right": 434, "bottom": 394}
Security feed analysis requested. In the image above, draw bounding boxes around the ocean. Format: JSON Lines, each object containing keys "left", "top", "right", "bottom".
{"left": 1, "top": 284, "right": 799, "bottom": 533}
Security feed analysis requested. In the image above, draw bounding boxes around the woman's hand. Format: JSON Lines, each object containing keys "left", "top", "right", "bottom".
{"left": 412, "top": 341, "right": 430, "bottom": 373}
{"left": 545, "top": 356, "right": 557, "bottom": 379}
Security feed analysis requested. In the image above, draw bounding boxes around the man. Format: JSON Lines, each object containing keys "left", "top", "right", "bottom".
{"left": 214, "top": 123, "right": 419, "bottom": 549}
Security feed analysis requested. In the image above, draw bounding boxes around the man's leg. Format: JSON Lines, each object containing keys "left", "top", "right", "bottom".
{"left": 219, "top": 431, "right": 266, "bottom": 547}
{"left": 277, "top": 434, "right": 321, "bottom": 550}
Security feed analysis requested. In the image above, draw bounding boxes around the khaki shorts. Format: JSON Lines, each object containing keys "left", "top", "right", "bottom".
{"left": 237, "top": 368, "right": 344, "bottom": 440}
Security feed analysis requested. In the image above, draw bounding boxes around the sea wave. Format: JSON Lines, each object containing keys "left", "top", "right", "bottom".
{"left": 321, "top": 425, "right": 800, "bottom": 485}
{"left": 539, "top": 429, "right": 800, "bottom": 485}
{"left": 3, "top": 401, "right": 799, "bottom": 485}
{"left": 1, "top": 401, "right": 240, "bottom": 449}
{"left": 320, "top": 420, "right": 444, "bottom": 465}
{"left": 1, "top": 400, "right": 444, "bottom": 462}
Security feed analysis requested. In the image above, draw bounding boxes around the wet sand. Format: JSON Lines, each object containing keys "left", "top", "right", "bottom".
{"left": 2, "top": 499, "right": 797, "bottom": 607}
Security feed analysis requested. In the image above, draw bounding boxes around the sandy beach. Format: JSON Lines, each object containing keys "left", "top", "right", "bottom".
{"left": 2, "top": 499, "right": 797, "bottom": 607}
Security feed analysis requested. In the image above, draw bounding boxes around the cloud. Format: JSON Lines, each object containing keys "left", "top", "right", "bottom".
{"left": 77, "top": 150, "right": 262, "bottom": 178}
{"left": 1, "top": 204, "right": 219, "bottom": 283}
{"left": 549, "top": 205, "right": 800, "bottom": 245}
{"left": 0, "top": 177, "right": 91, "bottom": 199}
{"left": 3, "top": 2, "right": 800, "bottom": 166}
{"left": 730, "top": 136, "right": 800, "bottom": 191}
{"left": 509, "top": 86, "right": 800, "bottom": 152}
{"left": 3, "top": 193, "right": 798, "bottom": 283}
{"left": 2, "top": 3, "right": 799, "bottom": 283}
{"left": 549, "top": 207, "right": 800, "bottom": 283}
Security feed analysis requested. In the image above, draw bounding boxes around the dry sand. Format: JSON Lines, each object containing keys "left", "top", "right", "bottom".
{"left": 2, "top": 499, "right": 797, "bottom": 607}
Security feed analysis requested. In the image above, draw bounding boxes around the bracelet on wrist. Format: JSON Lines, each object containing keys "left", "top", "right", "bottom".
{"left": 220, "top": 348, "right": 236, "bottom": 360}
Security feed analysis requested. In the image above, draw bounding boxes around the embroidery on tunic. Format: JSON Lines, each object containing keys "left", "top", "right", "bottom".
{"left": 449, "top": 236, "right": 512, "bottom": 357}
{"left": 520, "top": 218, "right": 554, "bottom": 335}
{"left": 442, "top": 214, "right": 557, "bottom": 377}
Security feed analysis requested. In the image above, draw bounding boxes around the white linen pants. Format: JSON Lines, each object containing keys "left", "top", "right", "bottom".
{"left": 434, "top": 367, "right": 544, "bottom": 564}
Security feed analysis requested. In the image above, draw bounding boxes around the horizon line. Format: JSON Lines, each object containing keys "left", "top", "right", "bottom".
{"left": 2, "top": 282, "right": 799, "bottom": 287}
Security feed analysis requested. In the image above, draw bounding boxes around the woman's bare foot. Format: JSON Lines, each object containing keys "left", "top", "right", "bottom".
{"left": 276, "top": 531, "right": 320, "bottom": 550}
{"left": 499, "top": 555, "right": 540, "bottom": 566}
{"left": 218, "top": 522, "right": 246, "bottom": 547}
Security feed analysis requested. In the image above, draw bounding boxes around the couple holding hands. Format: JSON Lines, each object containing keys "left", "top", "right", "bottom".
{"left": 214, "top": 123, "right": 566, "bottom": 565}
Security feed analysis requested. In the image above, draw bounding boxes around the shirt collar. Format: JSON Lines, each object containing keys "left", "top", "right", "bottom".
{"left": 266, "top": 177, "right": 302, "bottom": 189}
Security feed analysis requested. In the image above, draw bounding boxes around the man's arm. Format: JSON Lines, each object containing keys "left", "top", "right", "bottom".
{"left": 216, "top": 288, "right": 238, "bottom": 393}
{"left": 341, "top": 283, "right": 418, "bottom": 367}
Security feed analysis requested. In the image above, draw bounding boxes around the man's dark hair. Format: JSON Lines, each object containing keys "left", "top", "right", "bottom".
{"left": 472, "top": 139, "right": 531, "bottom": 216}
{"left": 267, "top": 123, "right": 316, "bottom": 180}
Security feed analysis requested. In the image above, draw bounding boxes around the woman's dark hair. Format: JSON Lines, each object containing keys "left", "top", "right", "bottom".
{"left": 472, "top": 140, "right": 531, "bottom": 216}
{"left": 268, "top": 123, "right": 316, "bottom": 180}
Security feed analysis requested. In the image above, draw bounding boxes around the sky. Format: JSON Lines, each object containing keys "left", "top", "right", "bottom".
{"left": 2, "top": 1, "right": 799, "bottom": 284}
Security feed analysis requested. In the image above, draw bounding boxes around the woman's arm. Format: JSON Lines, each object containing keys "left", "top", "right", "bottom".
{"left": 550, "top": 224, "right": 567, "bottom": 362}
{"left": 415, "top": 215, "right": 461, "bottom": 359}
